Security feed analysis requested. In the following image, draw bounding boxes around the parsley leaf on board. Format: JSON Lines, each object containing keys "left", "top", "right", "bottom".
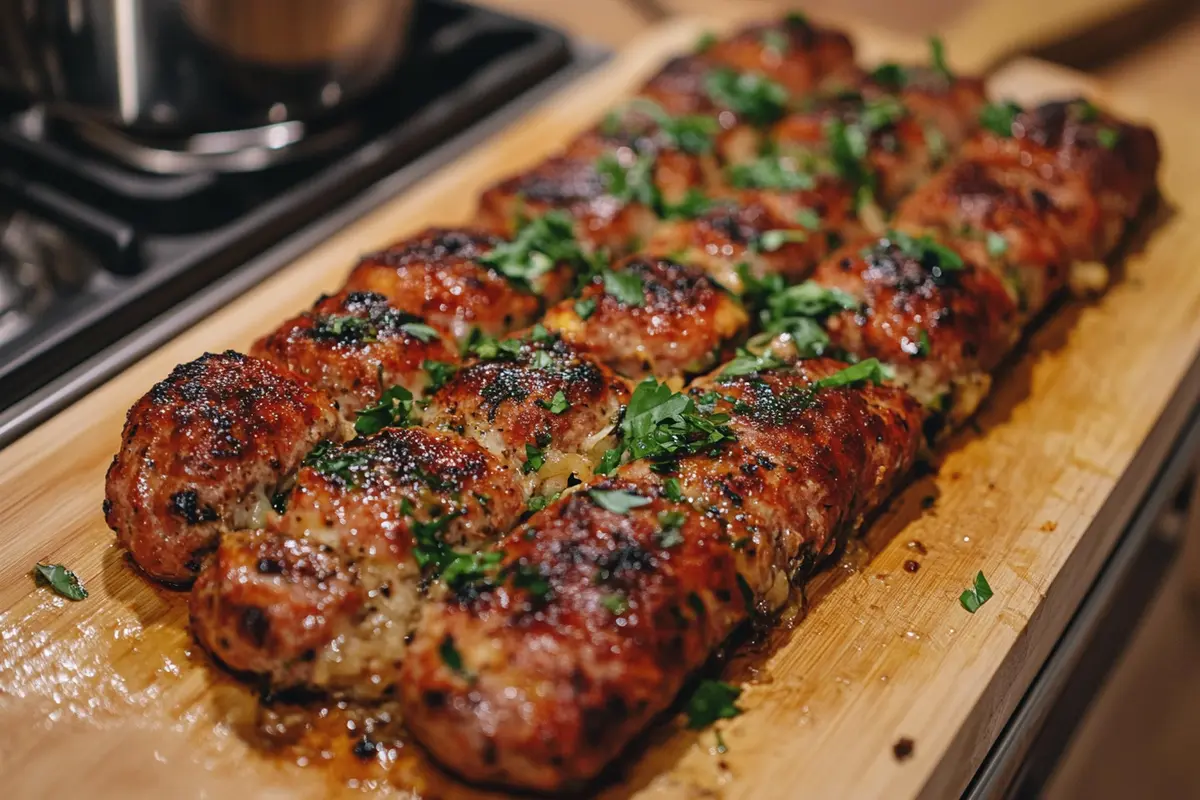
{"left": 959, "top": 570, "right": 995, "bottom": 613}
{"left": 686, "top": 679, "right": 744, "bottom": 729}
{"left": 33, "top": 562, "right": 87, "bottom": 601}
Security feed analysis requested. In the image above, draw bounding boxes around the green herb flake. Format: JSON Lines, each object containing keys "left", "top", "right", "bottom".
{"left": 523, "top": 443, "right": 547, "bottom": 475}
{"left": 685, "top": 679, "right": 744, "bottom": 729}
{"left": 795, "top": 207, "right": 822, "bottom": 231}
{"left": 663, "top": 477, "right": 683, "bottom": 502}
{"left": 784, "top": 11, "right": 808, "bottom": 26}
{"left": 422, "top": 359, "right": 457, "bottom": 394}
{"left": 574, "top": 297, "right": 598, "bottom": 320}
{"left": 33, "top": 562, "right": 87, "bottom": 601}
{"left": 760, "top": 28, "right": 789, "bottom": 56}
{"left": 757, "top": 228, "right": 809, "bottom": 253}
{"left": 726, "top": 154, "right": 815, "bottom": 191}
{"left": 986, "top": 232, "right": 1009, "bottom": 259}
{"left": 1096, "top": 127, "right": 1120, "bottom": 150}
{"left": 601, "top": 593, "right": 630, "bottom": 615}
{"left": 959, "top": 570, "right": 994, "bottom": 613}
{"left": 400, "top": 322, "right": 439, "bottom": 343}
{"left": 609, "top": 379, "right": 737, "bottom": 469}
{"left": 656, "top": 511, "right": 687, "bottom": 549}
{"left": 602, "top": 269, "right": 647, "bottom": 307}
{"left": 303, "top": 440, "right": 373, "bottom": 486}
{"left": 869, "top": 62, "right": 907, "bottom": 90}
{"left": 740, "top": 271, "right": 859, "bottom": 358}
{"left": 311, "top": 314, "right": 378, "bottom": 343}
{"left": 812, "top": 357, "right": 889, "bottom": 390}
{"left": 929, "top": 36, "right": 953, "bottom": 82}
{"left": 479, "top": 210, "right": 593, "bottom": 291}
{"left": 884, "top": 230, "right": 965, "bottom": 273}
{"left": 589, "top": 488, "right": 653, "bottom": 514}
{"left": 703, "top": 68, "right": 789, "bottom": 127}
{"left": 979, "top": 101, "right": 1022, "bottom": 138}
{"left": 538, "top": 390, "right": 570, "bottom": 415}
{"left": 720, "top": 348, "right": 787, "bottom": 379}
{"left": 439, "top": 634, "right": 474, "bottom": 681}
{"left": 465, "top": 330, "right": 524, "bottom": 361}
{"left": 695, "top": 31, "right": 718, "bottom": 54}
{"left": 354, "top": 384, "right": 415, "bottom": 435}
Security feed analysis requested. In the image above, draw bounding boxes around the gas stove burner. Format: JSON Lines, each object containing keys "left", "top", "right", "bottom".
{"left": 70, "top": 116, "right": 365, "bottom": 175}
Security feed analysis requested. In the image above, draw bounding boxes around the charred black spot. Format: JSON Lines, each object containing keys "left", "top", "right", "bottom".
{"left": 256, "top": 558, "right": 284, "bottom": 575}
{"left": 239, "top": 607, "right": 270, "bottom": 648}
{"left": 423, "top": 690, "right": 447, "bottom": 709}
{"left": 102, "top": 498, "right": 112, "bottom": 516}
{"left": 352, "top": 736, "right": 378, "bottom": 760}
{"left": 169, "top": 490, "right": 219, "bottom": 525}
{"left": 362, "top": 228, "right": 499, "bottom": 268}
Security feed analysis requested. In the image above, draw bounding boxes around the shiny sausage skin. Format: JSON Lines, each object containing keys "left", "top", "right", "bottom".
{"left": 190, "top": 427, "right": 525, "bottom": 697}
{"left": 251, "top": 290, "right": 457, "bottom": 421}
{"left": 399, "top": 358, "right": 923, "bottom": 790}
{"left": 541, "top": 256, "right": 749, "bottom": 380}
{"left": 344, "top": 228, "right": 566, "bottom": 342}
{"left": 104, "top": 351, "right": 339, "bottom": 583}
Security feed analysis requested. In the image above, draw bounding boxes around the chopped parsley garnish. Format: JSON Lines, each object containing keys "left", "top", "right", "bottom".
{"left": 695, "top": 31, "right": 717, "bottom": 53}
{"left": 686, "top": 680, "right": 743, "bottom": 729}
{"left": 1074, "top": 98, "right": 1100, "bottom": 122}
{"left": 929, "top": 36, "right": 953, "bottom": 81}
{"left": 523, "top": 443, "right": 547, "bottom": 474}
{"left": 512, "top": 562, "right": 552, "bottom": 600}
{"left": 662, "top": 189, "right": 714, "bottom": 220}
{"left": 439, "top": 634, "right": 472, "bottom": 680}
{"left": 727, "top": 153, "right": 816, "bottom": 191}
{"left": 400, "top": 322, "right": 439, "bottom": 343}
{"left": 602, "top": 269, "right": 647, "bottom": 307}
{"left": 795, "top": 207, "right": 822, "bottom": 230}
{"left": 881, "top": 230, "right": 965, "bottom": 272}
{"left": 869, "top": 62, "right": 907, "bottom": 90}
{"left": 596, "top": 379, "right": 736, "bottom": 473}
{"left": 601, "top": 593, "right": 630, "bottom": 615}
{"left": 785, "top": 11, "right": 808, "bottom": 26}
{"left": 574, "top": 297, "right": 597, "bottom": 320}
{"left": 703, "top": 68, "right": 789, "bottom": 127}
{"left": 528, "top": 350, "right": 555, "bottom": 370}
{"left": 860, "top": 96, "right": 906, "bottom": 133}
{"left": 740, "top": 271, "right": 860, "bottom": 357}
{"left": 813, "top": 357, "right": 889, "bottom": 389}
{"left": 959, "top": 570, "right": 994, "bottom": 613}
{"left": 1096, "top": 127, "right": 1120, "bottom": 149}
{"left": 979, "top": 101, "right": 1022, "bottom": 137}
{"left": 986, "top": 232, "right": 1009, "bottom": 259}
{"left": 655, "top": 510, "right": 687, "bottom": 548}
{"left": 720, "top": 348, "right": 787, "bottom": 378}
{"left": 760, "top": 28, "right": 790, "bottom": 56}
{"left": 440, "top": 550, "right": 504, "bottom": 590}
{"left": 756, "top": 228, "right": 809, "bottom": 253}
{"left": 826, "top": 118, "right": 876, "bottom": 211}
{"left": 422, "top": 359, "right": 457, "bottom": 394}
{"left": 538, "top": 390, "right": 570, "bottom": 415}
{"left": 311, "top": 314, "right": 378, "bottom": 342}
{"left": 303, "top": 440, "right": 373, "bottom": 486}
{"left": 479, "top": 210, "right": 597, "bottom": 291}
{"left": 354, "top": 384, "right": 415, "bottom": 435}
{"left": 597, "top": 151, "right": 659, "bottom": 207}
{"left": 32, "top": 562, "right": 87, "bottom": 601}
{"left": 663, "top": 477, "right": 684, "bottom": 502}
{"left": 589, "top": 488, "right": 653, "bottom": 514}
{"left": 465, "top": 330, "right": 523, "bottom": 361}
{"left": 526, "top": 493, "right": 559, "bottom": 514}
{"left": 617, "top": 98, "right": 720, "bottom": 155}
{"left": 914, "top": 329, "right": 932, "bottom": 358}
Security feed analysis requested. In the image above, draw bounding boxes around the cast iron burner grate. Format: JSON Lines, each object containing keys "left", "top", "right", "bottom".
{"left": 0, "top": 0, "right": 576, "bottom": 419}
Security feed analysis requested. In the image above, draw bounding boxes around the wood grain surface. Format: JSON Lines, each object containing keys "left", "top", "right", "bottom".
{"left": 1, "top": 15, "right": 1197, "bottom": 800}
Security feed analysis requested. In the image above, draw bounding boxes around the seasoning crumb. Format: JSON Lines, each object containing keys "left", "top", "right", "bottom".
{"left": 920, "top": 495, "right": 936, "bottom": 509}
{"left": 903, "top": 560, "right": 920, "bottom": 573}
{"left": 893, "top": 737, "right": 915, "bottom": 761}
{"left": 906, "top": 540, "right": 928, "bottom": 556}
{"left": 1041, "top": 520, "right": 1058, "bottom": 532}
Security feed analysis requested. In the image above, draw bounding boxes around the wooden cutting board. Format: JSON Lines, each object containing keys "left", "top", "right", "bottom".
{"left": 1, "top": 15, "right": 1198, "bottom": 800}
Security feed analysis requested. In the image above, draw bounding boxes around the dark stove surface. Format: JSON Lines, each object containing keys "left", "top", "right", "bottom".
{"left": 0, "top": 0, "right": 576, "bottom": 420}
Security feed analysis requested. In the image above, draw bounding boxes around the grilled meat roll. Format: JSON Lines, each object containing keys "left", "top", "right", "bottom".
{"left": 771, "top": 234, "right": 1020, "bottom": 427}
{"left": 701, "top": 16, "right": 857, "bottom": 98}
{"left": 191, "top": 427, "right": 524, "bottom": 696}
{"left": 961, "top": 98, "right": 1160, "bottom": 261}
{"left": 251, "top": 290, "right": 457, "bottom": 421}
{"left": 541, "top": 256, "right": 749, "bottom": 380}
{"left": 104, "top": 351, "right": 339, "bottom": 583}
{"left": 343, "top": 228, "right": 568, "bottom": 342}
{"left": 399, "top": 358, "right": 923, "bottom": 790}
{"left": 422, "top": 329, "right": 630, "bottom": 497}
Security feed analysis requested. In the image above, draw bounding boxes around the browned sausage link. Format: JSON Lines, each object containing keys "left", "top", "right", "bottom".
{"left": 422, "top": 328, "right": 631, "bottom": 495}
{"left": 647, "top": 180, "right": 861, "bottom": 294}
{"left": 105, "top": 351, "right": 339, "bottom": 583}
{"left": 960, "top": 97, "right": 1161, "bottom": 261}
{"left": 541, "top": 255, "right": 749, "bottom": 381}
{"left": 787, "top": 234, "right": 1021, "bottom": 428}
{"left": 250, "top": 290, "right": 458, "bottom": 422}
{"left": 399, "top": 358, "right": 923, "bottom": 790}
{"left": 343, "top": 227, "right": 569, "bottom": 343}
{"left": 190, "top": 426, "right": 525, "bottom": 697}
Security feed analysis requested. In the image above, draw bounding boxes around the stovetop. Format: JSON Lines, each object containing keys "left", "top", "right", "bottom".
{"left": 0, "top": 0, "right": 594, "bottom": 441}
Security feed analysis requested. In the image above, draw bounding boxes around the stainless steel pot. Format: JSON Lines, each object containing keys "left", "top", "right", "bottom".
{"left": 0, "top": 0, "right": 416, "bottom": 134}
